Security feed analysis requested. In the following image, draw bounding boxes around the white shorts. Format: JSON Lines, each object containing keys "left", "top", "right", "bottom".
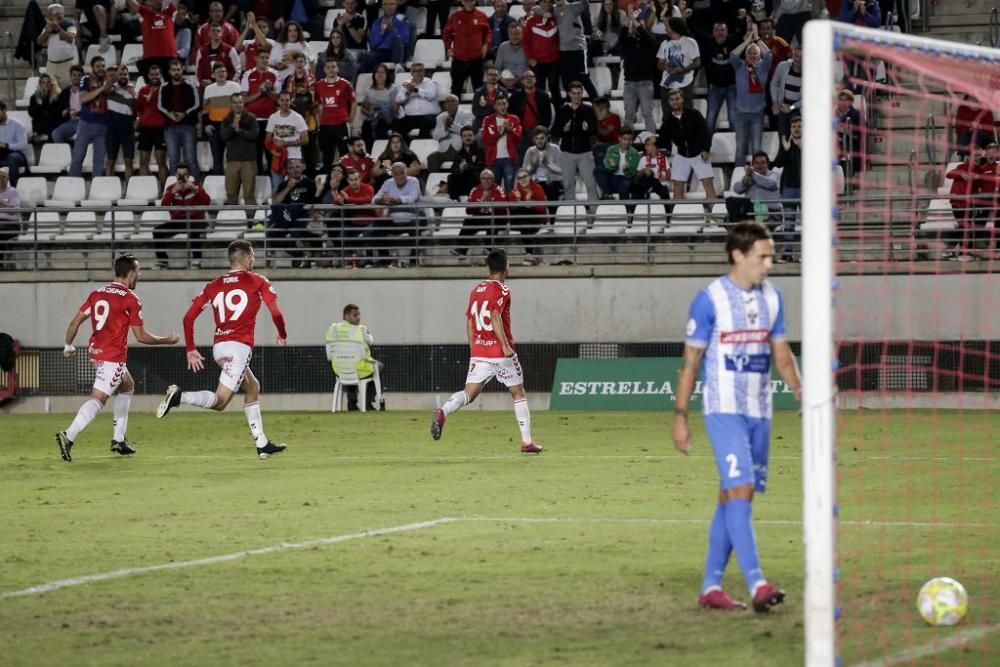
{"left": 93, "top": 360, "right": 127, "bottom": 396}
{"left": 466, "top": 355, "right": 525, "bottom": 388}
{"left": 213, "top": 341, "right": 253, "bottom": 392}
{"left": 670, "top": 153, "right": 714, "bottom": 183}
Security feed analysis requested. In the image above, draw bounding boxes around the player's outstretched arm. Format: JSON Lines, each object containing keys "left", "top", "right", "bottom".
{"left": 672, "top": 344, "right": 705, "bottom": 455}
{"left": 63, "top": 311, "right": 88, "bottom": 356}
{"left": 131, "top": 325, "right": 180, "bottom": 346}
{"left": 771, "top": 339, "right": 802, "bottom": 402}
{"left": 260, "top": 280, "right": 288, "bottom": 345}
{"left": 182, "top": 293, "right": 209, "bottom": 371}
{"left": 490, "top": 308, "right": 514, "bottom": 358}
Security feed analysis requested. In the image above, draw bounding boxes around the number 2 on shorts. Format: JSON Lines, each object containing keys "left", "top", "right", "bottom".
{"left": 725, "top": 453, "right": 742, "bottom": 479}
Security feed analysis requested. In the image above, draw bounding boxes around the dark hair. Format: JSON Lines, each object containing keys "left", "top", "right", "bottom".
{"left": 114, "top": 253, "right": 139, "bottom": 278}
{"left": 567, "top": 81, "right": 584, "bottom": 92}
{"left": 758, "top": 17, "right": 774, "bottom": 29}
{"left": 70, "top": 64, "right": 84, "bottom": 75}
{"left": 379, "top": 132, "right": 408, "bottom": 161}
{"left": 89, "top": 55, "right": 105, "bottom": 66}
{"left": 725, "top": 221, "right": 771, "bottom": 265}
{"left": 230, "top": 92, "right": 243, "bottom": 100}
{"left": 228, "top": 240, "right": 253, "bottom": 263}
{"left": 460, "top": 125, "right": 475, "bottom": 135}
{"left": 667, "top": 16, "right": 689, "bottom": 36}
{"left": 343, "top": 303, "right": 359, "bottom": 318}
{"left": 533, "top": 125, "right": 549, "bottom": 137}
{"left": 349, "top": 134, "right": 365, "bottom": 144}
{"left": 168, "top": 58, "right": 183, "bottom": 69}
{"left": 593, "top": 96, "right": 610, "bottom": 109}
{"left": 486, "top": 248, "right": 508, "bottom": 274}
{"left": 175, "top": 163, "right": 190, "bottom": 173}
{"left": 372, "top": 63, "right": 394, "bottom": 88}
{"left": 278, "top": 20, "right": 305, "bottom": 44}
{"left": 597, "top": 1, "right": 622, "bottom": 32}
{"left": 751, "top": 150, "right": 769, "bottom": 163}
{"left": 619, "top": 127, "right": 634, "bottom": 137}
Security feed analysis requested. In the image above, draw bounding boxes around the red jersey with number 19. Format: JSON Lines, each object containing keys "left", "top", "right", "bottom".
{"left": 78, "top": 282, "right": 144, "bottom": 363}
{"left": 183, "top": 270, "right": 287, "bottom": 351}
{"left": 467, "top": 279, "right": 514, "bottom": 358}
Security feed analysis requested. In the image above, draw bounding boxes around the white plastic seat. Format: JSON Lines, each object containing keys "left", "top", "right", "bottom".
{"left": 627, "top": 204, "right": 667, "bottom": 235}
{"left": 552, "top": 205, "right": 589, "bottom": 235}
{"left": 424, "top": 171, "right": 450, "bottom": 198}
{"left": 762, "top": 131, "right": 779, "bottom": 159}
{"left": 922, "top": 199, "right": 957, "bottom": 231}
{"left": 508, "top": 4, "right": 525, "bottom": 20}
{"left": 94, "top": 211, "right": 135, "bottom": 240}
{"left": 84, "top": 44, "right": 118, "bottom": 69}
{"left": 326, "top": 338, "right": 382, "bottom": 412}
{"left": 308, "top": 41, "right": 328, "bottom": 61}
{"left": 209, "top": 209, "right": 248, "bottom": 239}
{"left": 433, "top": 205, "right": 465, "bottom": 236}
{"left": 591, "top": 66, "right": 613, "bottom": 97}
{"left": 255, "top": 175, "right": 273, "bottom": 205}
{"left": 133, "top": 210, "right": 169, "bottom": 239}
{"left": 197, "top": 141, "right": 214, "bottom": 174}
{"left": 370, "top": 139, "right": 389, "bottom": 161}
{"left": 122, "top": 43, "right": 144, "bottom": 72}
{"left": 44, "top": 176, "right": 87, "bottom": 207}
{"left": 202, "top": 175, "right": 227, "bottom": 204}
{"left": 412, "top": 39, "right": 446, "bottom": 68}
{"left": 33, "top": 143, "right": 72, "bottom": 175}
{"left": 355, "top": 73, "right": 373, "bottom": 100}
{"left": 16, "top": 77, "right": 38, "bottom": 109}
{"left": 82, "top": 176, "right": 123, "bottom": 206}
{"left": 710, "top": 132, "right": 736, "bottom": 164}
{"left": 593, "top": 204, "right": 628, "bottom": 234}
{"left": 409, "top": 139, "right": 438, "bottom": 168}
{"left": 323, "top": 8, "right": 345, "bottom": 37}
{"left": 16, "top": 177, "right": 48, "bottom": 207}
{"left": 665, "top": 203, "right": 705, "bottom": 234}
{"left": 118, "top": 175, "right": 161, "bottom": 206}
{"left": 59, "top": 211, "right": 98, "bottom": 240}
{"left": 19, "top": 210, "right": 62, "bottom": 241}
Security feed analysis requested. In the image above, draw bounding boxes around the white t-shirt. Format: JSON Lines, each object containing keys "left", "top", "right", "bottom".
{"left": 47, "top": 19, "right": 79, "bottom": 62}
{"left": 266, "top": 110, "right": 308, "bottom": 160}
{"left": 656, "top": 36, "right": 700, "bottom": 89}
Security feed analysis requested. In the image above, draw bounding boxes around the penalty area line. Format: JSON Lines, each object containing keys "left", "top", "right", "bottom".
{"left": 849, "top": 625, "right": 999, "bottom": 667}
{"left": 0, "top": 517, "right": 455, "bottom": 600}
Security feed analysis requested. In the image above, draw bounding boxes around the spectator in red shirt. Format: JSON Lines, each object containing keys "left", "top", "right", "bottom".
{"left": 509, "top": 69, "right": 554, "bottom": 158}
{"left": 443, "top": 0, "right": 491, "bottom": 98}
{"left": 481, "top": 95, "right": 522, "bottom": 193}
{"left": 457, "top": 168, "right": 506, "bottom": 257}
{"left": 522, "top": 0, "right": 561, "bottom": 99}
{"left": 954, "top": 93, "right": 997, "bottom": 157}
{"left": 193, "top": 1, "right": 240, "bottom": 53}
{"left": 136, "top": 63, "right": 168, "bottom": 189}
{"left": 507, "top": 168, "right": 548, "bottom": 264}
{"left": 335, "top": 168, "right": 377, "bottom": 266}
{"left": 315, "top": 60, "right": 357, "bottom": 173}
{"left": 592, "top": 96, "right": 621, "bottom": 168}
{"left": 945, "top": 147, "right": 996, "bottom": 255}
{"left": 241, "top": 48, "right": 279, "bottom": 173}
{"left": 195, "top": 22, "right": 241, "bottom": 87}
{"left": 154, "top": 163, "right": 212, "bottom": 269}
{"left": 126, "top": 0, "right": 178, "bottom": 80}
{"left": 339, "top": 134, "right": 376, "bottom": 184}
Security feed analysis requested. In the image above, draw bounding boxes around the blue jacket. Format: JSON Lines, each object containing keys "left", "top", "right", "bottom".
{"left": 368, "top": 14, "right": 411, "bottom": 52}
{"left": 838, "top": 0, "right": 881, "bottom": 27}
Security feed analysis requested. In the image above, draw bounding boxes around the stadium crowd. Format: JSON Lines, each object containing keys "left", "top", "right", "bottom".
{"left": 2, "top": 0, "right": 994, "bottom": 268}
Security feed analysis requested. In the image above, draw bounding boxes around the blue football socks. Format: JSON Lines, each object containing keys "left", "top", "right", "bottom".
{"left": 725, "top": 498, "right": 765, "bottom": 594}
{"left": 701, "top": 502, "right": 733, "bottom": 593}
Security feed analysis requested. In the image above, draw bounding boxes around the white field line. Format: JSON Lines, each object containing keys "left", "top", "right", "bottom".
{"left": 0, "top": 517, "right": 455, "bottom": 600}
{"left": 849, "top": 625, "right": 999, "bottom": 667}
{"left": 456, "top": 516, "right": 999, "bottom": 529}
{"left": 60, "top": 453, "right": 995, "bottom": 462}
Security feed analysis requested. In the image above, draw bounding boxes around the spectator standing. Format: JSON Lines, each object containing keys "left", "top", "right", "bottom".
{"left": 551, "top": 81, "right": 599, "bottom": 206}
{"left": 657, "top": 17, "right": 701, "bottom": 114}
{"left": 953, "top": 93, "right": 995, "bottom": 156}
{"left": 0, "top": 168, "right": 20, "bottom": 271}
{"left": 361, "top": 0, "right": 411, "bottom": 72}
{"left": 317, "top": 31, "right": 359, "bottom": 85}
{"left": 522, "top": 125, "right": 563, "bottom": 207}
{"left": 770, "top": 39, "right": 802, "bottom": 138}
{"left": 554, "top": 0, "right": 599, "bottom": 102}
{"left": 195, "top": 22, "right": 242, "bottom": 88}
{"left": 509, "top": 70, "right": 553, "bottom": 157}
{"left": 591, "top": 0, "right": 625, "bottom": 88}
{"left": 192, "top": 2, "right": 240, "bottom": 52}
{"left": 242, "top": 49, "right": 280, "bottom": 173}
{"left": 429, "top": 95, "right": 475, "bottom": 173}
{"left": 173, "top": 2, "right": 193, "bottom": 62}
{"left": 729, "top": 24, "right": 771, "bottom": 165}
{"left": 447, "top": 127, "right": 486, "bottom": 200}
{"left": 37, "top": 3, "right": 78, "bottom": 90}
{"left": 771, "top": 114, "right": 802, "bottom": 260}
{"left": 391, "top": 63, "right": 440, "bottom": 139}
{"left": 339, "top": 134, "right": 377, "bottom": 184}
{"left": 523, "top": 0, "right": 562, "bottom": 100}
{"left": 488, "top": 0, "right": 514, "bottom": 60}
{"left": 155, "top": 163, "right": 211, "bottom": 268}
{"left": 772, "top": 0, "right": 813, "bottom": 43}
{"left": 104, "top": 64, "right": 137, "bottom": 180}
{"left": 265, "top": 91, "right": 309, "bottom": 191}
{"left": 839, "top": 0, "right": 881, "bottom": 27}
{"left": 28, "top": 74, "right": 63, "bottom": 142}
{"left": 836, "top": 89, "right": 863, "bottom": 177}
{"left": 495, "top": 23, "right": 529, "bottom": 85}
{"left": 272, "top": 0, "right": 322, "bottom": 41}
{"left": 126, "top": 0, "right": 178, "bottom": 80}
{"left": 237, "top": 13, "right": 277, "bottom": 73}
{"left": 592, "top": 97, "right": 622, "bottom": 167}
{"left": 507, "top": 168, "right": 548, "bottom": 264}
{"left": 158, "top": 59, "right": 202, "bottom": 181}
{"left": 618, "top": 12, "right": 657, "bottom": 132}
{"left": 272, "top": 21, "right": 315, "bottom": 89}
{"left": 443, "top": 0, "right": 491, "bottom": 98}
{"left": 457, "top": 169, "right": 506, "bottom": 257}
{"left": 658, "top": 88, "right": 717, "bottom": 201}
{"left": 482, "top": 95, "right": 523, "bottom": 193}
{"left": 202, "top": 63, "right": 242, "bottom": 175}
{"left": 136, "top": 64, "right": 168, "bottom": 188}
{"left": 702, "top": 21, "right": 738, "bottom": 134}
{"left": 371, "top": 162, "right": 421, "bottom": 267}
{"left": 75, "top": 0, "right": 114, "bottom": 51}
{"left": 471, "top": 67, "right": 508, "bottom": 133}
{"left": 283, "top": 53, "right": 319, "bottom": 172}
{"left": 221, "top": 92, "right": 260, "bottom": 208}
{"left": 315, "top": 60, "right": 357, "bottom": 173}
{"left": 359, "top": 63, "right": 395, "bottom": 149}
{"left": 334, "top": 0, "right": 367, "bottom": 52}
{"left": 51, "top": 65, "right": 84, "bottom": 144}
{"left": 70, "top": 55, "right": 111, "bottom": 179}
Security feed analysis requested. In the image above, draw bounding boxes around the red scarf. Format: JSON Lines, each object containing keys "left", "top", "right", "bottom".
{"left": 747, "top": 65, "right": 763, "bottom": 94}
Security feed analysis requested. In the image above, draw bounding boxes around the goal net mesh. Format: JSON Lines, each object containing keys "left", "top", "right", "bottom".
{"left": 829, "top": 30, "right": 998, "bottom": 665}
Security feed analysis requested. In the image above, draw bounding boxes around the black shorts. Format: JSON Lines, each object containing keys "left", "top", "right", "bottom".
{"left": 138, "top": 127, "right": 165, "bottom": 152}
{"left": 106, "top": 114, "right": 136, "bottom": 161}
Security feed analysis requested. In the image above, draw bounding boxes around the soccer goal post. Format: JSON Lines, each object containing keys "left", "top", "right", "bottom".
{"left": 802, "top": 20, "right": 1000, "bottom": 667}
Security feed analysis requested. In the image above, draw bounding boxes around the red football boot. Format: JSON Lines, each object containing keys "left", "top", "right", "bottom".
{"left": 698, "top": 588, "right": 748, "bottom": 611}
{"left": 752, "top": 582, "right": 786, "bottom": 613}
{"left": 430, "top": 409, "right": 446, "bottom": 440}
{"left": 520, "top": 442, "right": 543, "bottom": 453}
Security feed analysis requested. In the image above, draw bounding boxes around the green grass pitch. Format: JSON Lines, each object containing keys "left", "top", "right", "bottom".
{"left": 0, "top": 410, "right": 995, "bottom": 666}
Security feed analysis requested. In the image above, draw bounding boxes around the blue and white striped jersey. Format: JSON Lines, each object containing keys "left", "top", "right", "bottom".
{"left": 684, "top": 276, "right": 787, "bottom": 419}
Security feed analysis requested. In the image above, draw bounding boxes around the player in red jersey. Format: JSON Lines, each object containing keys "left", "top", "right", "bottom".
{"left": 56, "top": 254, "right": 179, "bottom": 462}
{"left": 430, "top": 248, "right": 542, "bottom": 453}
{"left": 155, "top": 240, "right": 289, "bottom": 460}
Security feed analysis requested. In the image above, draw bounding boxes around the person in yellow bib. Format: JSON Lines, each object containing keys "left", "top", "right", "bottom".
{"left": 325, "top": 304, "right": 382, "bottom": 411}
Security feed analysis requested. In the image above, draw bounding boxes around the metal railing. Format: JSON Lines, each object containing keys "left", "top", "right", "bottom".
{"left": 0, "top": 31, "right": 16, "bottom": 104}
{"left": 0, "top": 192, "right": 992, "bottom": 273}
{"left": 991, "top": 7, "right": 1000, "bottom": 48}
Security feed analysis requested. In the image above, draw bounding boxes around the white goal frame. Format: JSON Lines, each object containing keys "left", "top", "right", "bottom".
{"left": 801, "top": 20, "right": 1000, "bottom": 667}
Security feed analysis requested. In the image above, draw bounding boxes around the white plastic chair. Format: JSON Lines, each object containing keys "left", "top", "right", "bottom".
{"left": 202, "top": 175, "right": 227, "bottom": 204}
{"left": 84, "top": 44, "right": 118, "bottom": 69}
{"left": 44, "top": 176, "right": 87, "bottom": 207}
{"left": 33, "top": 143, "right": 72, "bottom": 175}
{"left": 16, "top": 77, "right": 39, "bottom": 109}
{"left": 119, "top": 175, "right": 161, "bottom": 205}
{"left": 409, "top": 139, "right": 438, "bottom": 168}
{"left": 326, "top": 339, "right": 382, "bottom": 412}
{"left": 710, "top": 132, "right": 736, "bottom": 164}
{"left": 412, "top": 39, "right": 446, "bottom": 68}
{"left": 122, "top": 43, "right": 144, "bottom": 72}
{"left": 82, "top": 176, "right": 123, "bottom": 206}
{"left": 16, "top": 177, "right": 49, "bottom": 207}
{"left": 591, "top": 66, "right": 613, "bottom": 97}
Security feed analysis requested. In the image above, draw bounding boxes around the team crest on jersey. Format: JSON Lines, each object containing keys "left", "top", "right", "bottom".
{"left": 686, "top": 318, "right": 697, "bottom": 337}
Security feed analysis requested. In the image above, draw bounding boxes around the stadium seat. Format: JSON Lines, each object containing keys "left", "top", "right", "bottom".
{"left": 412, "top": 39, "right": 446, "bottom": 68}
{"left": 122, "top": 43, "right": 144, "bottom": 72}
{"left": 627, "top": 203, "right": 667, "bottom": 235}
{"left": 20, "top": 210, "right": 62, "bottom": 242}
{"left": 593, "top": 204, "right": 629, "bottom": 234}
{"left": 15, "top": 77, "right": 38, "bottom": 109}
{"left": 409, "top": 6, "right": 428, "bottom": 33}
{"left": 432, "top": 205, "right": 465, "bottom": 236}
{"left": 431, "top": 71, "right": 452, "bottom": 101}
{"left": 119, "top": 175, "right": 161, "bottom": 206}
{"left": 44, "top": 176, "right": 87, "bottom": 207}
{"left": 133, "top": 210, "right": 169, "bottom": 239}
{"left": 202, "top": 175, "right": 227, "bottom": 204}
{"left": 508, "top": 4, "right": 525, "bottom": 19}
{"left": 197, "top": 142, "right": 214, "bottom": 174}
{"left": 255, "top": 176, "right": 273, "bottom": 205}
{"left": 355, "top": 73, "right": 373, "bottom": 100}
{"left": 665, "top": 203, "right": 705, "bottom": 235}
{"left": 922, "top": 199, "right": 956, "bottom": 231}
{"left": 762, "top": 131, "right": 779, "bottom": 159}
{"left": 33, "top": 143, "right": 72, "bottom": 175}
{"left": 552, "top": 205, "right": 590, "bottom": 235}
{"left": 94, "top": 211, "right": 135, "bottom": 241}
{"left": 409, "top": 139, "right": 438, "bottom": 168}
{"left": 15, "top": 177, "right": 49, "bottom": 207}
{"left": 82, "top": 176, "right": 123, "bottom": 207}
{"left": 710, "top": 132, "right": 736, "bottom": 164}
{"left": 60, "top": 211, "right": 98, "bottom": 241}
{"left": 84, "top": 44, "right": 118, "bottom": 69}
{"left": 323, "top": 8, "right": 344, "bottom": 37}
{"left": 424, "top": 171, "right": 449, "bottom": 198}
{"left": 370, "top": 139, "right": 388, "bottom": 160}
{"left": 308, "top": 41, "right": 327, "bottom": 61}
{"left": 209, "top": 210, "right": 248, "bottom": 239}
{"left": 329, "top": 338, "right": 383, "bottom": 412}
{"left": 591, "top": 66, "right": 613, "bottom": 97}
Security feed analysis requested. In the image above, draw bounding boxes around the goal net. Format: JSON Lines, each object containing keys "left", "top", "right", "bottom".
{"left": 801, "top": 21, "right": 998, "bottom": 667}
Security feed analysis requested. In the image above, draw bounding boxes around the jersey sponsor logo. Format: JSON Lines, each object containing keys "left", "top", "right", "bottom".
{"left": 686, "top": 318, "right": 697, "bottom": 337}
{"left": 719, "top": 329, "right": 770, "bottom": 344}
{"left": 724, "top": 352, "right": 771, "bottom": 373}
{"left": 216, "top": 328, "right": 236, "bottom": 336}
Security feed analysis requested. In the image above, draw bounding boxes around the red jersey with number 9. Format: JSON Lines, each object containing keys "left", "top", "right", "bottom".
{"left": 79, "top": 282, "right": 144, "bottom": 363}
{"left": 183, "top": 270, "right": 287, "bottom": 351}
{"left": 467, "top": 279, "right": 514, "bottom": 358}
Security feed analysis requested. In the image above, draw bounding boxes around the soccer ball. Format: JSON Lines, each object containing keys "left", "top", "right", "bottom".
{"left": 916, "top": 577, "right": 968, "bottom": 626}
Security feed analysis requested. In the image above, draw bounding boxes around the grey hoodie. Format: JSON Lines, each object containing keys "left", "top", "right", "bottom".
{"left": 553, "top": 0, "right": 587, "bottom": 52}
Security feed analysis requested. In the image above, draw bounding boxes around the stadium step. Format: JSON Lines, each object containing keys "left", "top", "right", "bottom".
{"left": 930, "top": 0, "right": 997, "bottom": 16}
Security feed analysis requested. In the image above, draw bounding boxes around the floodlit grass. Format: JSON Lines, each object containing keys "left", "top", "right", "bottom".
{"left": 0, "top": 410, "right": 995, "bottom": 666}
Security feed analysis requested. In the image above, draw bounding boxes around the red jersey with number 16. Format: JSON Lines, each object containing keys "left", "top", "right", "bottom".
{"left": 78, "top": 282, "right": 144, "bottom": 363}
{"left": 467, "top": 279, "right": 514, "bottom": 358}
{"left": 183, "top": 270, "right": 287, "bottom": 351}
